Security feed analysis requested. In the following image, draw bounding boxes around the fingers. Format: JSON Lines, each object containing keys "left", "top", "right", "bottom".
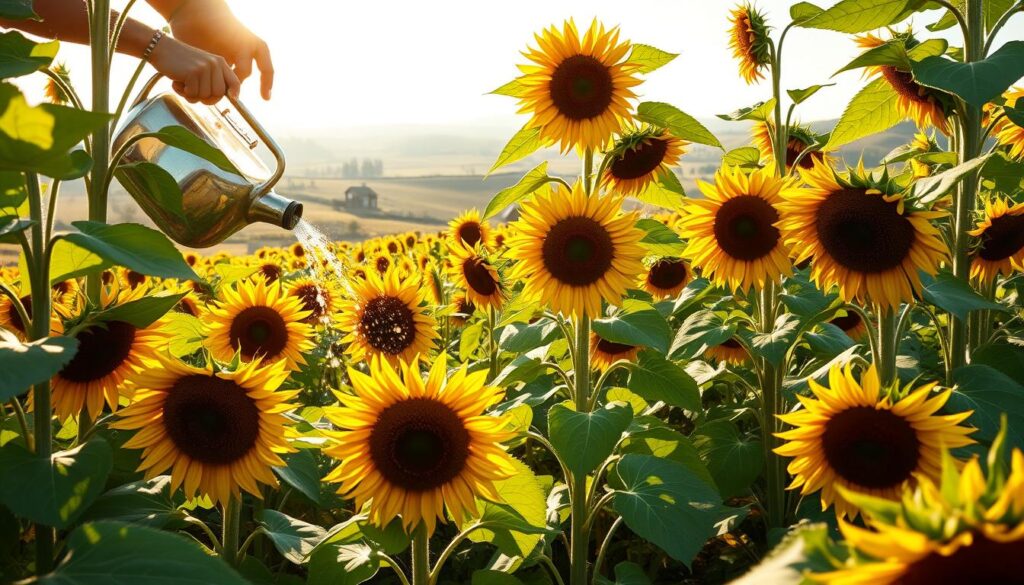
{"left": 254, "top": 40, "right": 274, "bottom": 100}
{"left": 233, "top": 50, "right": 253, "bottom": 83}
{"left": 197, "top": 65, "right": 211, "bottom": 103}
{"left": 225, "top": 66, "right": 241, "bottom": 100}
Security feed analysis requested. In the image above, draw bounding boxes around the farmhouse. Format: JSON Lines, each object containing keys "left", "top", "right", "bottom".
{"left": 343, "top": 184, "right": 379, "bottom": 210}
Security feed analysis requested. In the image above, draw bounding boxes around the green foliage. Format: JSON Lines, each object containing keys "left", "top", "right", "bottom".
{"left": 0, "top": 438, "right": 111, "bottom": 528}
{"left": 490, "top": 125, "right": 544, "bottom": 174}
{"left": 274, "top": 449, "right": 324, "bottom": 506}
{"left": 0, "top": 31, "right": 57, "bottom": 79}
{"left": 636, "top": 102, "right": 721, "bottom": 148}
{"left": 636, "top": 218, "right": 686, "bottom": 256}
{"left": 0, "top": 330, "right": 77, "bottom": 401}
{"left": 464, "top": 459, "right": 549, "bottom": 558}
{"left": 89, "top": 292, "right": 186, "bottom": 329}
{"left": 798, "top": 0, "right": 917, "bottom": 33}
{"left": 484, "top": 162, "right": 554, "bottom": 220}
{"left": 81, "top": 476, "right": 183, "bottom": 529}
{"left": 593, "top": 299, "right": 672, "bottom": 354}
{"left": 920, "top": 269, "right": 1006, "bottom": 320}
{"left": 912, "top": 41, "right": 1024, "bottom": 108}
{"left": 826, "top": 78, "right": 901, "bottom": 150}
{"left": 627, "top": 350, "right": 701, "bottom": 411}
{"left": 633, "top": 170, "right": 686, "bottom": 209}
{"left": 0, "top": 0, "right": 36, "bottom": 20}
{"left": 610, "top": 454, "right": 736, "bottom": 566}
{"left": 548, "top": 402, "right": 632, "bottom": 476}
{"left": 787, "top": 84, "right": 834, "bottom": 104}
{"left": 716, "top": 99, "right": 776, "bottom": 122}
{"left": 34, "top": 521, "right": 249, "bottom": 585}
{"left": 722, "top": 146, "right": 762, "bottom": 168}
{"left": 693, "top": 420, "right": 764, "bottom": 498}
{"left": 628, "top": 44, "right": 678, "bottom": 73}
{"left": 63, "top": 221, "right": 198, "bottom": 281}
{"left": 948, "top": 364, "right": 1024, "bottom": 449}
{"left": 308, "top": 542, "right": 379, "bottom": 585}
{"left": 259, "top": 510, "right": 327, "bottom": 565}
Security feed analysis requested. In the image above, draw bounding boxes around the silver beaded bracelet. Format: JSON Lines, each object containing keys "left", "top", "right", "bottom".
{"left": 142, "top": 30, "right": 164, "bottom": 61}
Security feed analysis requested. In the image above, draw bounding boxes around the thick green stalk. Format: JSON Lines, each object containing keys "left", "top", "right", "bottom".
{"left": 569, "top": 313, "right": 592, "bottom": 585}
{"left": 411, "top": 523, "right": 430, "bottom": 585}
{"left": 86, "top": 0, "right": 110, "bottom": 305}
{"left": 875, "top": 306, "right": 898, "bottom": 387}
{"left": 757, "top": 282, "right": 786, "bottom": 528}
{"left": 949, "top": 0, "right": 984, "bottom": 373}
{"left": 27, "top": 174, "right": 55, "bottom": 574}
{"left": 221, "top": 497, "right": 242, "bottom": 568}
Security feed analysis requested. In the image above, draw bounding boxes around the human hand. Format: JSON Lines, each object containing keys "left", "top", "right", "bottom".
{"left": 148, "top": 35, "right": 240, "bottom": 104}
{"left": 167, "top": 0, "right": 273, "bottom": 100}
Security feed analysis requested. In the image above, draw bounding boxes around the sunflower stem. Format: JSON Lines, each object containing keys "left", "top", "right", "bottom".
{"left": 221, "top": 496, "right": 242, "bottom": 568}
{"left": 583, "top": 149, "right": 595, "bottom": 195}
{"left": 569, "top": 313, "right": 592, "bottom": 585}
{"left": 875, "top": 305, "right": 898, "bottom": 387}
{"left": 487, "top": 305, "right": 498, "bottom": 381}
{"left": 949, "top": 0, "right": 985, "bottom": 375}
{"left": 26, "top": 172, "right": 56, "bottom": 575}
{"left": 411, "top": 522, "right": 430, "bottom": 585}
{"left": 9, "top": 398, "right": 33, "bottom": 453}
{"left": 86, "top": 0, "right": 110, "bottom": 306}
{"left": 757, "top": 282, "right": 786, "bottom": 529}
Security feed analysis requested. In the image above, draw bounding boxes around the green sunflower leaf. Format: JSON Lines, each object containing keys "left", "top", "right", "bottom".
{"left": 548, "top": 401, "right": 632, "bottom": 477}
{"left": 63, "top": 221, "right": 198, "bottom": 281}
{"left": 910, "top": 152, "right": 992, "bottom": 203}
{"left": 636, "top": 218, "right": 686, "bottom": 256}
{"left": 0, "top": 0, "right": 36, "bottom": 20}
{"left": 259, "top": 510, "right": 326, "bottom": 565}
{"left": 91, "top": 292, "right": 187, "bottom": 329}
{"left": 920, "top": 269, "right": 1006, "bottom": 320}
{"left": 798, "top": 0, "right": 917, "bottom": 33}
{"left": 489, "top": 78, "right": 530, "bottom": 98}
{"left": 716, "top": 99, "right": 776, "bottom": 123}
{"left": 790, "top": 2, "right": 825, "bottom": 22}
{"left": 628, "top": 44, "right": 679, "bottom": 74}
{"left": 637, "top": 102, "right": 721, "bottom": 149}
{"left": 627, "top": 350, "right": 701, "bottom": 411}
{"left": 489, "top": 125, "right": 544, "bottom": 175}
{"left": 0, "top": 31, "right": 58, "bottom": 80}
{"left": 911, "top": 41, "right": 1024, "bottom": 108}
{"left": 483, "top": 161, "right": 554, "bottom": 220}
{"left": 464, "top": 459, "right": 550, "bottom": 558}
{"left": 308, "top": 542, "right": 379, "bottom": 585}
{"left": 0, "top": 330, "right": 78, "bottom": 402}
{"left": 633, "top": 171, "right": 686, "bottom": 209}
{"left": 722, "top": 146, "right": 762, "bottom": 168}
{"left": 825, "top": 78, "right": 901, "bottom": 150}
{"left": 787, "top": 83, "right": 835, "bottom": 104}
{"left": 593, "top": 299, "right": 672, "bottom": 354}
{"left": 948, "top": 364, "right": 1024, "bottom": 449}
{"left": 693, "top": 419, "right": 763, "bottom": 498}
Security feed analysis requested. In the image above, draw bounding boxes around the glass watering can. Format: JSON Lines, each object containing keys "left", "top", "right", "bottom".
{"left": 112, "top": 74, "right": 303, "bottom": 248}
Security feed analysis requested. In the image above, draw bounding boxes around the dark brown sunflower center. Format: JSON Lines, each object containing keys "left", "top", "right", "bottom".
{"left": 456, "top": 222, "right": 482, "bottom": 247}
{"left": 721, "top": 338, "right": 742, "bottom": 349}
{"left": 462, "top": 258, "right": 498, "bottom": 296}
{"left": 369, "top": 398, "right": 471, "bottom": 491}
{"left": 882, "top": 67, "right": 933, "bottom": 105}
{"left": 610, "top": 138, "right": 669, "bottom": 180}
{"left": 596, "top": 337, "right": 636, "bottom": 355}
{"left": 60, "top": 320, "right": 137, "bottom": 383}
{"left": 786, "top": 137, "right": 819, "bottom": 169}
{"left": 375, "top": 256, "right": 390, "bottom": 274}
{"left": 712, "top": 195, "right": 781, "bottom": 261}
{"left": 821, "top": 406, "right": 920, "bottom": 489}
{"left": 229, "top": 306, "right": 289, "bottom": 360}
{"left": 387, "top": 242, "right": 400, "bottom": 254}
{"left": 8, "top": 295, "right": 30, "bottom": 333}
{"left": 454, "top": 297, "right": 476, "bottom": 317}
{"left": 542, "top": 216, "right": 615, "bottom": 286}
{"left": 293, "top": 284, "right": 327, "bottom": 321}
{"left": 175, "top": 298, "right": 198, "bottom": 317}
{"left": 162, "top": 374, "right": 261, "bottom": 465}
{"left": 293, "top": 245, "right": 306, "bottom": 258}
{"left": 259, "top": 264, "right": 282, "bottom": 283}
{"left": 829, "top": 311, "right": 862, "bottom": 332}
{"left": 359, "top": 295, "right": 416, "bottom": 355}
{"left": 978, "top": 214, "right": 1024, "bottom": 261}
{"left": 647, "top": 259, "right": 688, "bottom": 290}
{"left": 898, "top": 533, "right": 1024, "bottom": 585}
{"left": 815, "top": 188, "right": 916, "bottom": 273}
{"left": 126, "top": 270, "right": 146, "bottom": 289}
{"left": 549, "top": 55, "right": 614, "bottom": 121}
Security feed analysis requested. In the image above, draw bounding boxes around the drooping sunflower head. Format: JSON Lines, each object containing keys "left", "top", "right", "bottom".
{"left": 829, "top": 309, "right": 868, "bottom": 341}
{"left": 728, "top": 3, "right": 771, "bottom": 84}
{"left": 679, "top": 164, "right": 794, "bottom": 292}
{"left": 854, "top": 31, "right": 951, "bottom": 134}
{"left": 968, "top": 198, "right": 1024, "bottom": 285}
{"left": 450, "top": 245, "right": 505, "bottom": 309}
{"left": 0, "top": 290, "right": 64, "bottom": 341}
{"left": 113, "top": 353, "right": 296, "bottom": 506}
{"left": 703, "top": 337, "right": 749, "bottom": 365}
{"left": 449, "top": 294, "right": 477, "bottom": 327}
{"left": 507, "top": 180, "right": 645, "bottom": 317}
{"left": 287, "top": 277, "right": 340, "bottom": 326}
{"left": 992, "top": 87, "right": 1024, "bottom": 160}
{"left": 44, "top": 62, "right": 71, "bottom": 105}
{"left": 775, "top": 363, "right": 974, "bottom": 519}
{"left": 751, "top": 121, "right": 827, "bottom": 170}
{"left": 779, "top": 159, "right": 949, "bottom": 310}
{"left": 602, "top": 126, "right": 687, "bottom": 196}
{"left": 49, "top": 285, "right": 169, "bottom": 422}
{"left": 207, "top": 278, "right": 314, "bottom": 371}
{"left": 590, "top": 331, "right": 640, "bottom": 371}
{"left": 512, "top": 19, "right": 643, "bottom": 152}
{"left": 324, "top": 356, "right": 518, "bottom": 536}
{"left": 811, "top": 422, "right": 1024, "bottom": 585}
{"left": 337, "top": 269, "right": 438, "bottom": 366}
{"left": 642, "top": 257, "right": 690, "bottom": 299}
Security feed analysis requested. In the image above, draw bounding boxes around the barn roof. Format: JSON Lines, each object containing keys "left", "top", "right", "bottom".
{"left": 345, "top": 185, "right": 378, "bottom": 197}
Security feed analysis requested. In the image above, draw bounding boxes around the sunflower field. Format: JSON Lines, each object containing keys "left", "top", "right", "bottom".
{"left": 3, "top": 1, "right": 1024, "bottom": 584}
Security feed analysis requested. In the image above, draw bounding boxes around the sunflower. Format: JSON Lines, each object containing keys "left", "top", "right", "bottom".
{"left": 590, "top": 331, "right": 640, "bottom": 371}
{"left": 854, "top": 33, "right": 950, "bottom": 134}
{"left": 968, "top": 198, "right": 1024, "bottom": 284}
{"left": 642, "top": 257, "right": 690, "bottom": 299}
{"left": 323, "top": 356, "right": 518, "bottom": 535}
{"left": 287, "top": 277, "right": 340, "bottom": 326}
{"left": 44, "top": 62, "right": 71, "bottom": 105}
{"left": 448, "top": 209, "right": 491, "bottom": 250}
{"left": 679, "top": 165, "right": 794, "bottom": 292}
{"left": 908, "top": 132, "right": 939, "bottom": 178}
{"left": 512, "top": 19, "right": 643, "bottom": 152}
{"left": 751, "top": 121, "right": 826, "bottom": 170}
{"left": 337, "top": 269, "right": 438, "bottom": 366}
{"left": 778, "top": 159, "right": 948, "bottom": 310}
{"left": 207, "top": 278, "right": 314, "bottom": 371}
{"left": 49, "top": 285, "right": 169, "bottom": 421}
{"left": 602, "top": 127, "right": 687, "bottom": 196}
{"left": 0, "top": 291, "right": 64, "bottom": 341}
{"left": 256, "top": 261, "right": 283, "bottom": 283}
{"left": 450, "top": 245, "right": 504, "bottom": 309}
{"left": 728, "top": 3, "right": 771, "bottom": 84}
{"left": 703, "top": 338, "right": 749, "bottom": 365}
{"left": 449, "top": 294, "right": 477, "bottom": 327}
{"left": 811, "top": 428, "right": 1024, "bottom": 584}
{"left": 113, "top": 353, "right": 296, "bottom": 506}
{"left": 992, "top": 87, "right": 1024, "bottom": 160}
{"left": 775, "top": 363, "right": 974, "bottom": 519}
{"left": 829, "top": 309, "right": 868, "bottom": 341}
{"left": 506, "top": 181, "right": 645, "bottom": 317}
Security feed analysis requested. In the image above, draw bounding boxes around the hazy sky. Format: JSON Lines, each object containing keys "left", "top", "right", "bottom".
{"left": 15, "top": 0, "right": 1024, "bottom": 136}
